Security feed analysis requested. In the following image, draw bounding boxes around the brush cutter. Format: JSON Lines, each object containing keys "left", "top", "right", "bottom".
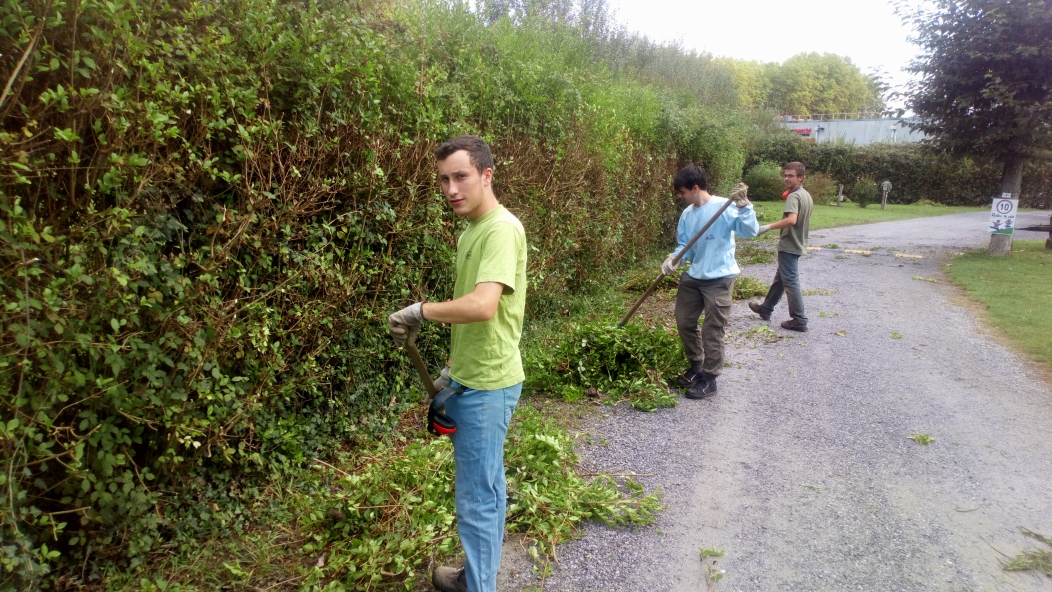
{"left": 404, "top": 331, "right": 457, "bottom": 435}
{"left": 618, "top": 197, "right": 734, "bottom": 327}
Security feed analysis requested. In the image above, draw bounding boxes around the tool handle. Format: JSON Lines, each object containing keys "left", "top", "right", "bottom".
{"left": 618, "top": 197, "right": 734, "bottom": 327}
{"left": 405, "top": 331, "right": 438, "bottom": 401}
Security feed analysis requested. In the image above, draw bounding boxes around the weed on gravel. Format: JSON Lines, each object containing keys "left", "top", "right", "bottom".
{"left": 1004, "top": 528, "right": 1052, "bottom": 576}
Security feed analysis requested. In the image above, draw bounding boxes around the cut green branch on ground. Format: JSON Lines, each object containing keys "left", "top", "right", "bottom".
{"left": 908, "top": 434, "right": 935, "bottom": 445}
{"left": 1004, "top": 528, "right": 1052, "bottom": 576}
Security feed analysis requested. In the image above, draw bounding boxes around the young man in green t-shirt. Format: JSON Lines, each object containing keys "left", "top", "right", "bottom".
{"left": 387, "top": 135, "right": 527, "bottom": 592}
{"left": 750, "top": 161, "right": 813, "bottom": 332}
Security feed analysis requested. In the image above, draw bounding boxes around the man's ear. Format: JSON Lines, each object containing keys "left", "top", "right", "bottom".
{"left": 481, "top": 167, "right": 493, "bottom": 187}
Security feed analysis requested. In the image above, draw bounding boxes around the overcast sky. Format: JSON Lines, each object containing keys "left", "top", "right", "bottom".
{"left": 606, "top": 0, "right": 924, "bottom": 107}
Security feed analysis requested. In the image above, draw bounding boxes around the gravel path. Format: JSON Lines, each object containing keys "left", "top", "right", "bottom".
{"left": 509, "top": 211, "right": 1052, "bottom": 591}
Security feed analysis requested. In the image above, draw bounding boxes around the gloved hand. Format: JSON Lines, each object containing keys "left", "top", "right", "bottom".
{"left": 388, "top": 302, "right": 425, "bottom": 345}
{"left": 433, "top": 364, "right": 451, "bottom": 390}
{"left": 730, "top": 182, "right": 750, "bottom": 208}
{"left": 756, "top": 225, "right": 771, "bottom": 235}
{"left": 661, "top": 254, "right": 680, "bottom": 276}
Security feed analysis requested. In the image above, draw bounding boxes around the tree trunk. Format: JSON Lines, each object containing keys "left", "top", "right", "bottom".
{"left": 988, "top": 155, "right": 1024, "bottom": 256}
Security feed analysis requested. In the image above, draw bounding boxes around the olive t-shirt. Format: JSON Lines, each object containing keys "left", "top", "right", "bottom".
{"left": 449, "top": 205, "right": 528, "bottom": 390}
{"left": 778, "top": 187, "right": 813, "bottom": 255}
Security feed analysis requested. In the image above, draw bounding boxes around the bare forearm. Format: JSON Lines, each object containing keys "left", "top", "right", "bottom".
{"left": 421, "top": 282, "right": 503, "bottom": 324}
{"left": 768, "top": 213, "right": 798, "bottom": 230}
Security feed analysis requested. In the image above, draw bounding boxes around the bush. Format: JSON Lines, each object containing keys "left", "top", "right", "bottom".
{"left": 804, "top": 172, "right": 838, "bottom": 203}
{"left": 852, "top": 177, "right": 880, "bottom": 208}
{"left": 743, "top": 161, "right": 786, "bottom": 201}
{"left": 743, "top": 133, "right": 1052, "bottom": 206}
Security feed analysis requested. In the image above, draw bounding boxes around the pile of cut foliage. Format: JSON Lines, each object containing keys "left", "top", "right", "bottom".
{"left": 524, "top": 321, "right": 681, "bottom": 411}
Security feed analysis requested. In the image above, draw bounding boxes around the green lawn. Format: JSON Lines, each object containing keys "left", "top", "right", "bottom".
{"left": 945, "top": 240, "right": 1052, "bottom": 370}
{"left": 752, "top": 202, "right": 985, "bottom": 231}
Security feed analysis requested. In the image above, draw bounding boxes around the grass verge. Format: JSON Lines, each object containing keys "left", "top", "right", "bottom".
{"left": 752, "top": 202, "right": 984, "bottom": 231}
{"left": 945, "top": 240, "right": 1052, "bottom": 371}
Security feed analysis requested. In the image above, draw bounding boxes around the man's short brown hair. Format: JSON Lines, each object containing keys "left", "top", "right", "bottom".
{"left": 784, "top": 162, "right": 806, "bottom": 178}
{"left": 435, "top": 135, "right": 494, "bottom": 174}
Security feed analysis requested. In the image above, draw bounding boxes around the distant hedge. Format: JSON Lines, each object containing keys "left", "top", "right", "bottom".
{"left": 0, "top": 0, "right": 760, "bottom": 584}
{"left": 746, "top": 134, "right": 1052, "bottom": 208}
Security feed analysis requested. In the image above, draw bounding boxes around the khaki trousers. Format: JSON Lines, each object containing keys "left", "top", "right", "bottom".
{"left": 674, "top": 274, "right": 735, "bottom": 376}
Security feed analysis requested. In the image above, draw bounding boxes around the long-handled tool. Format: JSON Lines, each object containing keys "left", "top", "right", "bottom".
{"left": 404, "top": 331, "right": 438, "bottom": 404}
{"left": 618, "top": 197, "right": 734, "bottom": 327}
{"left": 403, "top": 331, "right": 458, "bottom": 435}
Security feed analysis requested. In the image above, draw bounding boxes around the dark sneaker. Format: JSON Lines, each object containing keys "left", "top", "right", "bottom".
{"left": 685, "top": 374, "right": 718, "bottom": 399}
{"left": 674, "top": 368, "right": 703, "bottom": 388}
{"left": 432, "top": 566, "right": 467, "bottom": 592}
{"left": 780, "top": 319, "right": 808, "bottom": 332}
{"left": 748, "top": 302, "right": 771, "bottom": 321}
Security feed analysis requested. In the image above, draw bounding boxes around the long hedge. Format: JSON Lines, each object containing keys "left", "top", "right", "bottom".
{"left": 747, "top": 134, "right": 1052, "bottom": 207}
{"left": 0, "top": 0, "right": 759, "bottom": 584}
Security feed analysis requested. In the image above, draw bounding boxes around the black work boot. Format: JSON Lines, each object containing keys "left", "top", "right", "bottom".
{"left": 748, "top": 302, "right": 771, "bottom": 321}
{"left": 674, "top": 368, "right": 703, "bottom": 388}
{"left": 685, "top": 373, "right": 718, "bottom": 399}
{"left": 780, "top": 319, "right": 808, "bottom": 332}
{"left": 432, "top": 566, "right": 467, "bottom": 592}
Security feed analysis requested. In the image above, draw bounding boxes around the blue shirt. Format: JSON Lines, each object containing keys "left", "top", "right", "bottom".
{"left": 671, "top": 196, "right": 760, "bottom": 280}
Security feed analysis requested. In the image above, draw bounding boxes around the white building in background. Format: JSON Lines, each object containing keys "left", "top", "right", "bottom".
{"left": 782, "top": 117, "right": 926, "bottom": 145}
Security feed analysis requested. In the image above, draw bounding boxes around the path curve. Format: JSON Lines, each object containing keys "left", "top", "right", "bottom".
{"left": 524, "top": 211, "right": 1052, "bottom": 591}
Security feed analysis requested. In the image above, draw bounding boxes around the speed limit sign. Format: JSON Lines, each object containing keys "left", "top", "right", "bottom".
{"left": 989, "top": 193, "right": 1018, "bottom": 235}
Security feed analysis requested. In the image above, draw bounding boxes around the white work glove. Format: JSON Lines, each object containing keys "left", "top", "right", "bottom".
{"left": 388, "top": 302, "right": 425, "bottom": 345}
{"left": 756, "top": 225, "right": 771, "bottom": 235}
{"left": 433, "top": 364, "right": 451, "bottom": 390}
{"left": 730, "top": 182, "right": 750, "bottom": 208}
{"left": 661, "top": 255, "right": 680, "bottom": 276}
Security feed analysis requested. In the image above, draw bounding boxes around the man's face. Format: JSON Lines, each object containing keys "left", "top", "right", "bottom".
{"left": 783, "top": 169, "right": 802, "bottom": 190}
{"left": 437, "top": 150, "right": 491, "bottom": 220}
{"left": 676, "top": 186, "right": 698, "bottom": 205}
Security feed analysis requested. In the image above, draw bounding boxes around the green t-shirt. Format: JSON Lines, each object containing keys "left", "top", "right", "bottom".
{"left": 778, "top": 187, "right": 813, "bottom": 255}
{"left": 449, "top": 205, "right": 528, "bottom": 390}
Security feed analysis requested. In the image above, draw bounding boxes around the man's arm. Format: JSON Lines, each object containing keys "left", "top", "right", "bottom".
{"left": 732, "top": 204, "right": 761, "bottom": 238}
{"left": 767, "top": 212, "right": 798, "bottom": 231}
{"left": 421, "top": 282, "right": 505, "bottom": 324}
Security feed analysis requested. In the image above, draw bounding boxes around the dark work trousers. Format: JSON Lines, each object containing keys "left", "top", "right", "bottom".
{"left": 758, "top": 251, "right": 808, "bottom": 325}
{"left": 674, "top": 274, "right": 735, "bottom": 377}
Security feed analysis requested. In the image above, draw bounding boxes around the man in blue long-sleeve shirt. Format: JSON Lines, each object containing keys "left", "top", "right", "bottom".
{"left": 661, "top": 164, "right": 759, "bottom": 399}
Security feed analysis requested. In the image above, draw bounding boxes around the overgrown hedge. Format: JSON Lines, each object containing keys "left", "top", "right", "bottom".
{"left": 0, "top": 0, "right": 756, "bottom": 585}
{"left": 747, "top": 134, "right": 1052, "bottom": 207}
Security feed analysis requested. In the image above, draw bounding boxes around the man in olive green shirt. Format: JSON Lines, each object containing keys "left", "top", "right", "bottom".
{"left": 387, "top": 135, "right": 527, "bottom": 592}
{"left": 749, "top": 161, "right": 813, "bottom": 332}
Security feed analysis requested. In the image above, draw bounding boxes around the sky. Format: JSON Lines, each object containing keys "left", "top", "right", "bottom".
{"left": 605, "top": 0, "right": 925, "bottom": 108}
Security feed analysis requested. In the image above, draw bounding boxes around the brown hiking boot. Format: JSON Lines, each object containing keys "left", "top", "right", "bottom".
{"left": 432, "top": 566, "right": 467, "bottom": 592}
{"left": 748, "top": 302, "right": 771, "bottom": 321}
{"left": 780, "top": 319, "right": 808, "bottom": 332}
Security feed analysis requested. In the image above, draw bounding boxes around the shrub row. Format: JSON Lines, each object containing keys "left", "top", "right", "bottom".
{"left": 745, "top": 134, "right": 1052, "bottom": 207}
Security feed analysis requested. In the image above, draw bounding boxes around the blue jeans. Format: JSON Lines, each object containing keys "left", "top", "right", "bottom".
{"left": 446, "top": 381, "right": 522, "bottom": 592}
{"left": 759, "top": 251, "right": 807, "bottom": 324}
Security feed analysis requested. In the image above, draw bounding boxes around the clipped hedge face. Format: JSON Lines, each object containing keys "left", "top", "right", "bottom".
{"left": 0, "top": 0, "right": 751, "bottom": 582}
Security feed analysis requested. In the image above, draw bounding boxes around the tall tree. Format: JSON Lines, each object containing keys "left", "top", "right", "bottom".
{"left": 901, "top": 0, "right": 1052, "bottom": 255}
